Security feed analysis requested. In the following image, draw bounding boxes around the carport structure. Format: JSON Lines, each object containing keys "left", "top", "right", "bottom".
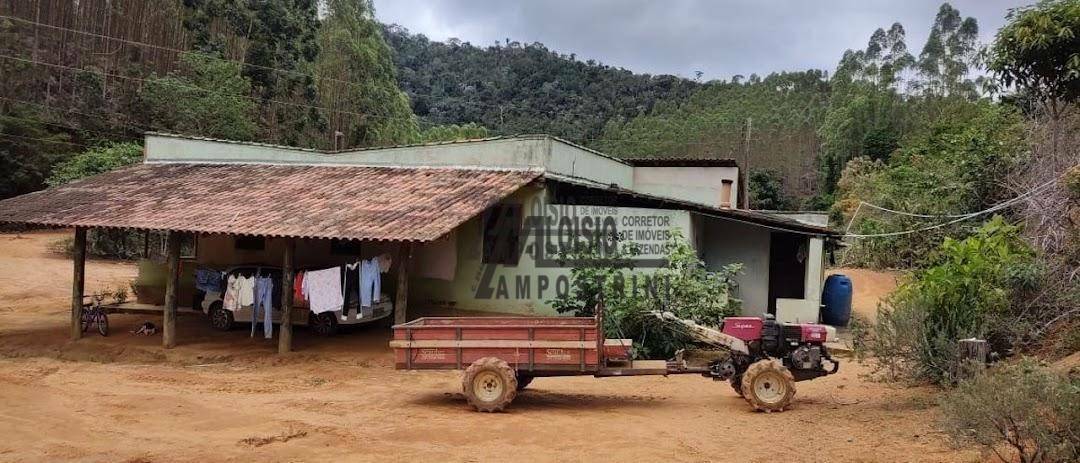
{"left": 0, "top": 161, "right": 540, "bottom": 353}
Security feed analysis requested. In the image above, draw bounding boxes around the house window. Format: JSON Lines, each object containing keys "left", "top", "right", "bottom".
{"left": 234, "top": 235, "right": 265, "bottom": 251}
{"left": 482, "top": 203, "right": 522, "bottom": 265}
{"left": 330, "top": 239, "right": 362, "bottom": 256}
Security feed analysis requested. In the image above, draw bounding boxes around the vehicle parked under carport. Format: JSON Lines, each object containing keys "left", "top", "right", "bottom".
{"left": 196, "top": 265, "right": 393, "bottom": 336}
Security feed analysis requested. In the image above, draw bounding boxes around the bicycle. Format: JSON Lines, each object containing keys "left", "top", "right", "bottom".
{"left": 81, "top": 294, "right": 109, "bottom": 337}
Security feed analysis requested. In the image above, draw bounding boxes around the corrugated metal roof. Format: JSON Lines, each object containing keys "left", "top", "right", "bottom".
{"left": 0, "top": 163, "right": 541, "bottom": 242}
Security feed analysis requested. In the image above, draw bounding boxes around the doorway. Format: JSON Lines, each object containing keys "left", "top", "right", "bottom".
{"left": 767, "top": 232, "right": 807, "bottom": 314}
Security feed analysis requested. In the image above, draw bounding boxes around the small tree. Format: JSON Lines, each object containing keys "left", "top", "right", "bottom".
{"left": 990, "top": 0, "right": 1080, "bottom": 118}
{"left": 989, "top": 0, "right": 1080, "bottom": 157}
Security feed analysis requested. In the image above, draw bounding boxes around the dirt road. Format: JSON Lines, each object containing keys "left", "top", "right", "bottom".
{"left": 0, "top": 231, "right": 974, "bottom": 462}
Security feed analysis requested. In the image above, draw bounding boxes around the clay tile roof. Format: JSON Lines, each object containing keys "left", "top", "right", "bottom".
{"left": 0, "top": 163, "right": 542, "bottom": 242}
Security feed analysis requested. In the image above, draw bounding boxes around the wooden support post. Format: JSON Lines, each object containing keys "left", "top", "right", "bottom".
{"left": 70, "top": 227, "right": 87, "bottom": 340}
{"left": 163, "top": 231, "right": 181, "bottom": 349}
{"left": 278, "top": 238, "right": 295, "bottom": 354}
{"left": 394, "top": 243, "right": 413, "bottom": 326}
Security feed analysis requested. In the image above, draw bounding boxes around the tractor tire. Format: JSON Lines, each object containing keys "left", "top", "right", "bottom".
{"left": 730, "top": 374, "right": 744, "bottom": 397}
{"left": 516, "top": 375, "right": 534, "bottom": 391}
{"left": 462, "top": 357, "right": 518, "bottom": 412}
{"left": 741, "top": 359, "right": 796, "bottom": 412}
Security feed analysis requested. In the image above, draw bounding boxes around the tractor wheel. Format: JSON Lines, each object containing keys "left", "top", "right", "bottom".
{"left": 516, "top": 375, "right": 534, "bottom": 391}
{"left": 741, "top": 359, "right": 795, "bottom": 412}
{"left": 462, "top": 357, "right": 517, "bottom": 412}
{"left": 730, "top": 374, "right": 744, "bottom": 397}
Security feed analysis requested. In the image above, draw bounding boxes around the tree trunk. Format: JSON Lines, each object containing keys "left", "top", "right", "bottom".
{"left": 278, "top": 238, "right": 294, "bottom": 354}
{"left": 163, "top": 231, "right": 180, "bottom": 348}
{"left": 70, "top": 227, "right": 87, "bottom": 340}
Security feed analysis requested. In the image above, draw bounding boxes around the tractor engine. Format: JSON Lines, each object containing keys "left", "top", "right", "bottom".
{"left": 714, "top": 316, "right": 839, "bottom": 382}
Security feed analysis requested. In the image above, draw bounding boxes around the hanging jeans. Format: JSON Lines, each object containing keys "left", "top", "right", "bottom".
{"left": 251, "top": 276, "right": 273, "bottom": 339}
{"left": 360, "top": 257, "right": 381, "bottom": 311}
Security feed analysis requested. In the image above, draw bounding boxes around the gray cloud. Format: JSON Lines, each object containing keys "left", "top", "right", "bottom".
{"left": 372, "top": 0, "right": 1028, "bottom": 80}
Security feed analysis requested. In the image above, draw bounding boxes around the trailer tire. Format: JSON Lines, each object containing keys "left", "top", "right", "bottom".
{"left": 741, "top": 359, "right": 795, "bottom": 412}
{"left": 462, "top": 357, "right": 517, "bottom": 412}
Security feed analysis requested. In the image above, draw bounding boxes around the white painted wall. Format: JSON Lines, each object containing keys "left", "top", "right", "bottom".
{"left": 698, "top": 215, "right": 771, "bottom": 316}
{"left": 144, "top": 134, "right": 635, "bottom": 189}
{"left": 633, "top": 166, "right": 740, "bottom": 208}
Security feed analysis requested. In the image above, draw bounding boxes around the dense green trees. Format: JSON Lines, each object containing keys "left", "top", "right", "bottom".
{"left": 317, "top": 0, "right": 417, "bottom": 147}
{"left": 140, "top": 53, "right": 258, "bottom": 141}
{"left": 382, "top": 25, "right": 699, "bottom": 143}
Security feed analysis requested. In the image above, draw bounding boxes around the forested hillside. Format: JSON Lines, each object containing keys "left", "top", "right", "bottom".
{"left": 0, "top": 0, "right": 421, "bottom": 199}
{"left": 382, "top": 24, "right": 700, "bottom": 142}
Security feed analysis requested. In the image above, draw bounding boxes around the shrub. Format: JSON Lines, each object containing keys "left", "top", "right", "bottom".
{"left": 550, "top": 230, "right": 743, "bottom": 359}
{"left": 940, "top": 358, "right": 1079, "bottom": 463}
{"left": 836, "top": 102, "right": 1027, "bottom": 268}
{"left": 867, "top": 217, "right": 1035, "bottom": 383}
{"left": 46, "top": 142, "right": 143, "bottom": 187}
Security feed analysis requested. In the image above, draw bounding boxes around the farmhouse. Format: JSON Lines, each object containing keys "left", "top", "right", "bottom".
{"left": 0, "top": 133, "right": 837, "bottom": 352}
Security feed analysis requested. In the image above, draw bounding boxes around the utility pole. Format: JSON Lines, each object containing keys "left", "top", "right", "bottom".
{"left": 742, "top": 117, "right": 752, "bottom": 209}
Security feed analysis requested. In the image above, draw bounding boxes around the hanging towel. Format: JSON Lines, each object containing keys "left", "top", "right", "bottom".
{"left": 302, "top": 267, "right": 344, "bottom": 314}
{"left": 360, "top": 257, "right": 381, "bottom": 308}
{"left": 223, "top": 275, "right": 241, "bottom": 311}
{"left": 236, "top": 275, "right": 256, "bottom": 307}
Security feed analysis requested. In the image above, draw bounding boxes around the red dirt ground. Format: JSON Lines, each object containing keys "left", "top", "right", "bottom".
{"left": 0, "top": 230, "right": 978, "bottom": 462}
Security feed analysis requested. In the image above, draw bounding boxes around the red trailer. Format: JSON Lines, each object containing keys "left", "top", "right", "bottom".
{"left": 391, "top": 309, "right": 839, "bottom": 412}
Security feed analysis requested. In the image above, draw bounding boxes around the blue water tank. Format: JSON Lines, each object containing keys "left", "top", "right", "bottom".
{"left": 821, "top": 274, "right": 853, "bottom": 327}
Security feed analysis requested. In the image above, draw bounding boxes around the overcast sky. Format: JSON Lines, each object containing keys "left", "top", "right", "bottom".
{"left": 372, "top": 0, "right": 1029, "bottom": 80}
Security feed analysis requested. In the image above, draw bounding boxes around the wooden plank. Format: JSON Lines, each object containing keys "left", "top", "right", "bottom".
{"left": 70, "top": 227, "right": 86, "bottom": 340}
{"left": 162, "top": 231, "right": 180, "bottom": 348}
{"left": 394, "top": 243, "right": 412, "bottom": 325}
{"left": 596, "top": 360, "right": 670, "bottom": 377}
{"left": 278, "top": 238, "right": 294, "bottom": 354}
{"left": 390, "top": 340, "right": 598, "bottom": 349}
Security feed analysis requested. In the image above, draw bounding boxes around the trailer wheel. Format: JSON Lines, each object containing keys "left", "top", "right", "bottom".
{"left": 741, "top": 359, "right": 795, "bottom": 412}
{"left": 462, "top": 357, "right": 517, "bottom": 412}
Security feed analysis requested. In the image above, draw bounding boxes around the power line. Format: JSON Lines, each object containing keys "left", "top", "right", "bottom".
{"left": 0, "top": 53, "right": 434, "bottom": 126}
{"left": 0, "top": 14, "right": 377, "bottom": 90}
{"left": 0, "top": 113, "right": 142, "bottom": 143}
{"left": 843, "top": 176, "right": 1064, "bottom": 238}
{"left": 0, "top": 96, "right": 159, "bottom": 132}
{"left": 0, "top": 132, "right": 86, "bottom": 148}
